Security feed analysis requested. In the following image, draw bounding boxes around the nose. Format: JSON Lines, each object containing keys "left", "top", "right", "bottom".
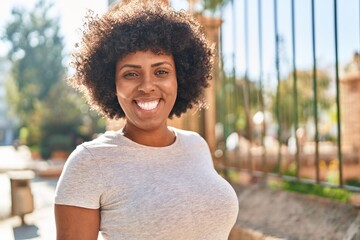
{"left": 137, "top": 74, "right": 155, "bottom": 93}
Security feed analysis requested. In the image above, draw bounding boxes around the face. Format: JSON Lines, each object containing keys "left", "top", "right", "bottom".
{"left": 115, "top": 50, "right": 177, "bottom": 133}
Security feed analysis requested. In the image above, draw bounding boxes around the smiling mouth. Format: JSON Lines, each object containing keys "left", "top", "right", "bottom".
{"left": 135, "top": 100, "right": 160, "bottom": 110}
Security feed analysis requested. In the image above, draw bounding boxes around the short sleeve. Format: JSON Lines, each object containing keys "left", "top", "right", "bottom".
{"left": 197, "top": 135, "right": 215, "bottom": 169}
{"left": 54, "top": 145, "right": 104, "bottom": 209}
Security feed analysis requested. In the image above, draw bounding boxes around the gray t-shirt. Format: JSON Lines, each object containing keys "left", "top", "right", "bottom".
{"left": 55, "top": 127, "right": 239, "bottom": 240}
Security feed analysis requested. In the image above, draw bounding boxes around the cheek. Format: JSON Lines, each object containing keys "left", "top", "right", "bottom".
{"left": 116, "top": 94, "right": 132, "bottom": 115}
{"left": 166, "top": 78, "right": 178, "bottom": 94}
{"left": 115, "top": 82, "right": 131, "bottom": 99}
{"left": 115, "top": 86, "right": 131, "bottom": 110}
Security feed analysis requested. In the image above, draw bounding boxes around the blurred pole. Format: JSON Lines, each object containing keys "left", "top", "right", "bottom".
{"left": 230, "top": 0, "right": 237, "bottom": 137}
{"left": 333, "top": 0, "right": 343, "bottom": 187}
{"left": 311, "top": 0, "right": 320, "bottom": 184}
{"left": 243, "top": 0, "right": 252, "bottom": 173}
{"left": 258, "top": 0, "right": 267, "bottom": 174}
{"left": 218, "top": 4, "right": 229, "bottom": 178}
{"left": 274, "top": 0, "right": 282, "bottom": 176}
{"left": 291, "top": 0, "right": 300, "bottom": 180}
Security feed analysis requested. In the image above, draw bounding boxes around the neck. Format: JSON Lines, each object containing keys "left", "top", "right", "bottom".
{"left": 122, "top": 124, "right": 175, "bottom": 147}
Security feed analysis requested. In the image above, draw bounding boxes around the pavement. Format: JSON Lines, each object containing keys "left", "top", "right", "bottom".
{"left": 0, "top": 174, "right": 58, "bottom": 240}
{"left": 0, "top": 146, "right": 105, "bottom": 240}
{"left": 0, "top": 146, "right": 58, "bottom": 240}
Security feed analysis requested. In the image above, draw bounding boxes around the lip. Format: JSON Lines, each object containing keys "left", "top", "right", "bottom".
{"left": 134, "top": 99, "right": 161, "bottom": 111}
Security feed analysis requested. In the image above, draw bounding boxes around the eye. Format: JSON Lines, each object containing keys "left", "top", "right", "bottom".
{"left": 123, "top": 72, "right": 139, "bottom": 78}
{"left": 155, "top": 70, "right": 169, "bottom": 76}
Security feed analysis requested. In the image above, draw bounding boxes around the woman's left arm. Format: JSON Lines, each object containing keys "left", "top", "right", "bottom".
{"left": 55, "top": 204, "right": 100, "bottom": 240}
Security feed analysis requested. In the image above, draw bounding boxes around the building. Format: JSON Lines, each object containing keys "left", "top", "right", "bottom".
{"left": 340, "top": 53, "right": 360, "bottom": 155}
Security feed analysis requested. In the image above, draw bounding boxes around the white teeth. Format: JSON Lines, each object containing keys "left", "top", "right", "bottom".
{"left": 136, "top": 100, "right": 159, "bottom": 110}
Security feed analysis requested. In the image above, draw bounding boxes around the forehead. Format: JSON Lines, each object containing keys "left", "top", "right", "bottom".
{"left": 116, "top": 50, "right": 175, "bottom": 66}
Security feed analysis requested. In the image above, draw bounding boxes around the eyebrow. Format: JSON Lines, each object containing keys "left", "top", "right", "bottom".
{"left": 118, "top": 61, "right": 173, "bottom": 71}
{"left": 151, "top": 61, "right": 173, "bottom": 68}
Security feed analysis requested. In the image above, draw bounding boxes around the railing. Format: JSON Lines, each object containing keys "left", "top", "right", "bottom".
{"left": 214, "top": 0, "right": 360, "bottom": 192}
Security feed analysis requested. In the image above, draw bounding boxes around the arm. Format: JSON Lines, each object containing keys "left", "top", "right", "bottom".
{"left": 55, "top": 204, "right": 100, "bottom": 240}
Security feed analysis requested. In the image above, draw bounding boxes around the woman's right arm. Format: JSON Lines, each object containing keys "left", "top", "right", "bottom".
{"left": 55, "top": 204, "right": 100, "bottom": 240}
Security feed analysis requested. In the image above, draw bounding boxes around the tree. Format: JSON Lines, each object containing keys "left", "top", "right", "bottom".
{"left": 3, "top": 0, "right": 65, "bottom": 134}
{"left": 39, "top": 80, "right": 105, "bottom": 158}
{"left": 202, "top": 0, "right": 229, "bottom": 12}
{"left": 216, "top": 70, "right": 263, "bottom": 140}
{"left": 3, "top": 0, "right": 106, "bottom": 158}
{"left": 273, "top": 69, "right": 332, "bottom": 142}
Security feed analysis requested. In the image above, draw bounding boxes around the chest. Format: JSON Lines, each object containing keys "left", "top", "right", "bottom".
{"left": 98, "top": 158, "right": 238, "bottom": 239}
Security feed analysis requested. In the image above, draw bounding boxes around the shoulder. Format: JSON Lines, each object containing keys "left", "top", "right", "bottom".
{"left": 171, "top": 127, "right": 213, "bottom": 167}
{"left": 173, "top": 127, "right": 201, "bottom": 139}
{"left": 64, "top": 131, "right": 122, "bottom": 167}
{"left": 172, "top": 127, "right": 208, "bottom": 147}
{"left": 78, "top": 130, "right": 127, "bottom": 155}
{"left": 82, "top": 131, "right": 120, "bottom": 148}
{"left": 61, "top": 145, "right": 96, "bottom": 175}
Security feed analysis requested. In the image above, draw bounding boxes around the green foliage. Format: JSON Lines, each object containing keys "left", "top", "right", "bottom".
{"left": 41, "top": 81, "right": 83, "bottom": 130}
{"left": 41, "top": 134, "right": 72, "bottom": 159}
{"left": 2, "top": 0, "right": 105, "bottom": 158}
{"left": 202, "top": 0, "right": 229, "bottom": 12}
{"left": 38, "top": 81, "right": 80, "bottom": 158}
{"left": 269, "top": 180, "right": 352, "bottom": 203}
{"left": 3, "top": 0, "right": 65, "bottom": 127}
{"left": 5, "top": 75, "right": 19, "bottom": 118}
{"left": 18, "top": 127, "right": 30, "bottom": 145}
{"left": 217, "top": 72, "right": 263, "bottom": 140}
{"left": 272, "top": 69, "right": 332, "bottom": 142}
{"left": 326, "top": 171, "right": 340, "bottom": 185}
{"left": 345, "top": 179, "right": 360, "bottom": 188}
{"left": 39, "top": 80, "right": 105, "bottom": 158}
{"left": 283, "top": 162, "right": 297, "bottom": 177}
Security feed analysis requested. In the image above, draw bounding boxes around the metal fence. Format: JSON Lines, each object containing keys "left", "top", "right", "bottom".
{"left": 214, "top": 0, "right": 360, "bottom": 191}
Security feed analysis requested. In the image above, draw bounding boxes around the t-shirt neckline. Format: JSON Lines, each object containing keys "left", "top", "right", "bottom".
{"left": 114, "top": 126, "right": 179, "bottom": 150}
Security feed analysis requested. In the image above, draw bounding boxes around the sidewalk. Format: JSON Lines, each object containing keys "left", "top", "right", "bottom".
{"left": 0, "top": 175, "right": 58, "bottom": 240}
{"left": 0, "top": 146, "right": 104, "bottom": 240}
{"left": 0, "top": 174, "right": 108, "bottom": 240}
{"left": 0, "top": 145, "right": 58, "bottom": 239}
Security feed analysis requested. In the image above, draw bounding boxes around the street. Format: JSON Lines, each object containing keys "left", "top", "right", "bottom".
{"left": 0, "top": 174, "right": 57, "bottom": 240}
{"left": 0, "top": 145, "right": 57, "bottom": 239}
{"left": 0, "top": 145, "right": 105, "bottom": 240}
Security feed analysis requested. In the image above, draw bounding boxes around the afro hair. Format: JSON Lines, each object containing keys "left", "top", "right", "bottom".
{"left": 70, "top": 0, "right": 213, "bottom": 119}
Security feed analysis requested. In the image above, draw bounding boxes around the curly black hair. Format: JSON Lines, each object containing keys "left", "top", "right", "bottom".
{"left": 70, "top": 0, "right": 213, "bottom": 119}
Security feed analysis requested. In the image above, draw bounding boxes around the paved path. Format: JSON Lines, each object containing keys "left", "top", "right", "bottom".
{"left": 0, "top": 146, "right": 105, "bottom": 239}
{"left": 0, "top": 146, "right": 33, "bottom": 172}
{"left": 0, "top": 175, "right": 106, "bottom": 240}
{"left": 0, "top": 175, "right": 57, "bottom": 240}
{"left": 0, "top": 145, "right": 57, "bottom": 239}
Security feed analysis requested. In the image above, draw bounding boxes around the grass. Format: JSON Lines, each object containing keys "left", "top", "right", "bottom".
{"left": 268, "top": 180, "right": 353, "bottom": 203}
{"left": 345, "top": 179, "right": 360, "bottom": 188}
{"left": 219, "top": 169, "right": 355, "bottom": 203}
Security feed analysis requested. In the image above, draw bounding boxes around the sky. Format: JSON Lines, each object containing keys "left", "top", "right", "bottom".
{"left": 0, "top": 0, "right": 359, "bottom": 82}
{"left": 0, "top": 0, "right": 189, "bottom": 67}
{"left": 220, "top": 0, "right": 360, "bottom": 81}
{"left": 0, "top": 0, "right": 109, "bottom": 60}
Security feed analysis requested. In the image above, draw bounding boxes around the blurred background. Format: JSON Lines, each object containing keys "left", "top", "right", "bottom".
{"left": 0, "top": 0, "right": 360, "bottom": 239}
{"left": 0, "top": 0, "right": 360, "bottom": 186}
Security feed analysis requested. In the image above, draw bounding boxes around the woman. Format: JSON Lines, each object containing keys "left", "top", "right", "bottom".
{"left": 54, "top": 1, "right": 239, "bottom": 239}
